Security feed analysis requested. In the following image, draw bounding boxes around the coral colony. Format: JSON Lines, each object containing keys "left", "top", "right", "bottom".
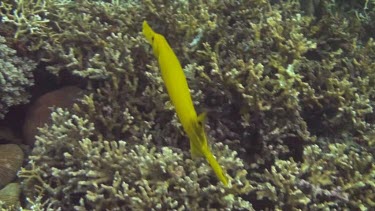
{"left": 0, "top": 0, "right": 374, "bottom": 210}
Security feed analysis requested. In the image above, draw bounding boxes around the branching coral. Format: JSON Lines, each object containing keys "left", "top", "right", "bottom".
{"left": 0, "top": 0, "right": 50, "bottom": 39}
{"left": 1, "top": 0, "right": 143, "bottom": 79}
{"left": 187, "top": 1, "right": 318, "bottom": 166}
{"left": 20, "top": 108, "right": 253, "bottom": 210}
{"left": 255, "top": 143, "right": 375, "bottom": 210}
{"left": 0, "top": 35, "right": 35, "bottom": 119}
{"left": 1, "top": 0, "right": 374, "bottom": 209}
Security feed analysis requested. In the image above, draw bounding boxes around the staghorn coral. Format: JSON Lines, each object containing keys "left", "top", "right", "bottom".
{"left": 0, "top": 0, "right": 50, "bottom": 39}
{"left": 1, "top": 0, "right": 373, "bottom": 209}
{"left": 0, "top": 35, "right": 35, "bottom": 119}
{"left": 185, "top": 1, "right": 318, "bottom": 167}
{"left": 1, "top": 0, "right": 372, "bottom": 147}
{"left": 255, "top": 143, "right": 375, "bottom": 210}
{"left": 174, "top": 0, "right": 375, "bottom": 167}
{"left": 20, "top": 108, "right": 253, "bottom": 210}
{"left": 1, "top": 0, "right": 144, "bottom": 79}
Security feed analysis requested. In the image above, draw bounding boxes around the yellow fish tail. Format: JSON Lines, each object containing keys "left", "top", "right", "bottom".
{"left": 203, "top": 148, "right": 229, "bottom": 186}
{"left": 189, "top": 139, "right": 204, "bottom": 158}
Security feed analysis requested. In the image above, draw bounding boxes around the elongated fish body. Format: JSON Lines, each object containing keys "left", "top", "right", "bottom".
{"left": 142, "top": 21, "right": 228, "bottom": 186}
{"left": 142, "top": 21, "right": 196, "bottom": 135}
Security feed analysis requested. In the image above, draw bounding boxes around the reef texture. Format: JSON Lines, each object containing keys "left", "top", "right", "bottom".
{"left": 0, "top": 35, "right": 35, "bottom": 119}
{"left": 255, "top": 142, "right": 374, "bottom": 210}
{"left": 20, "top": 108, "right": 252, "bottom": 210}
{"left": 0, "top": 0, "right": 374, "bottom": 210}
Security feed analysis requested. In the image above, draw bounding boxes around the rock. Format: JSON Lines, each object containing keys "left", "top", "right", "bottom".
{"left": 0, "top": 183, "right": 21, "bottom": 208}
{"left": 22, "top": 86, "right": 83, "bottom": 146}
{"left": 0, "top": 144, "right": 24, "bottom": 188}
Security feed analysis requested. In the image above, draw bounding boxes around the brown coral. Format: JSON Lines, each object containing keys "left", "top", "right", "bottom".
{"left": 0, "top": 144, "right": 24, "bottom": 188}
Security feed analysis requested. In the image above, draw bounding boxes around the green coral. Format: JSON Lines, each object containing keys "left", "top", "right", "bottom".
{"left": 0, "top": 35, "right": 35, "bottom": 119}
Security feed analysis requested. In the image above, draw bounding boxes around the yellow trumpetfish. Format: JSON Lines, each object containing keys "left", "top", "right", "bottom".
{"left": 142, "top": 21, "right": 228, "bottom": 186}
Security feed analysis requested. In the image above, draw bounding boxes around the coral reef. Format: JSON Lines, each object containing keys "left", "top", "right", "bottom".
{"left": 255, "top": 142, "right": 375, "bottom": 210}
{"left": 20, "top": 108, "right": 252, "bottom": 210}
{"left": 0, "top": 35, "right": 35, "bottom": 119}
{"left": 1, "top": 0, "right": 144, "bottom": 79}
{"left": 0, "top": 0, "right": 374, "bottom": 210}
